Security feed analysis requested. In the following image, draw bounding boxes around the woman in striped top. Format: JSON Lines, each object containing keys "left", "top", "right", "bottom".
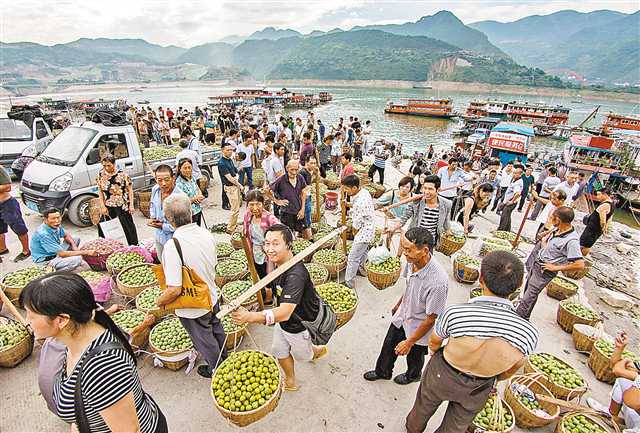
{"left": 20, "top": 272, "right": 167, "bottom": 433}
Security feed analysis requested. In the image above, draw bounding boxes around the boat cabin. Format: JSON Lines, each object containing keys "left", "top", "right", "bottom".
{"left": 486, "top": 122, "right": 534, "bottom": 165}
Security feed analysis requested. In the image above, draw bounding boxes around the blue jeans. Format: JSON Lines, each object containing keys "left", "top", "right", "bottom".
{"left": 239, "top": 166, "right": 253, "bottom": 188}
{"left": 304, "top": 196, "right": 312, "bottom": 226}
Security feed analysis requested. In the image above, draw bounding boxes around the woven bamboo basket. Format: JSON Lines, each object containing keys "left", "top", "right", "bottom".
{"left": 130, "top": 326, "right": 150, "bottom": 350}
{"left": 572, "top": 324, "right": 600, "bottom": 353}
{"left": 562, "top": 258, "right": 593, "bottom": 280}
{"left": 323, "top": 176, "right": 340, "bottom": 190}
{"left": 556, "top": 302, "right": 601, "bottom": 333}
{"left": 135, "top": 190, "right": 152, "bottom": 218}
{"left": 148, "top": 319, "right": 192, "bottom": 371}
{"left": 88, "top": 197, "right": 102, "bottom": 226}
{"left": 230, "top": 234, "right": 244, "bottom": 250}
{"left": 545, "top": 276, "right": 578, "bottom": 300}
{"left": 468, "top": 395, "right": 515, "bottom": 433}
{"left": 215, "top": 260, "right": 249, "bottom": 289}
{"left": 305, "top": 263, "right": 329, "bottom": 286}
{"left": 555, "top": 411, "right": 619, "bottom": 433}
{"left": 224, "top": 326, "right": 247, "bottom": 351}
{"left": 504, "top": 374, "right": 560, "bottom": 428}
{"left": 222, "top": 282, "right": 257, "bottom": 309}
{"left": 116, "top": 263, "right": 158, "bottom": 298}
{"left": 523, "top": 354, "right": 588, "bottom": 400}
{"left": 587, "top": 339, "right": 633, "bottom": 384}
{"left": 312, "top": 256, "right": 347, "bottom": 278}
{"left": 336, "top": 294, "right": 358, "bottom": 329}
{"left": 0, "top": 267, "right": 52, "bottom": 308}
{"left": 452, "top": 256, "right": 480, "bottom": 284}
{"left": 211, "top": 350, "right": 283, "bottom": 427}
{"left": 0, "top": 319, "right": 34, "bottom": 368}
{"left": 312, "top": 233, "right": 337, "bottom": 250}
{"left": 365, "top": 263, "right": 401, "bottom": 290}
{"left": 436, "top": 234, "right": 466, "bottom": 256}
{"left": 135, "top": 289, "right": 174, "bottom": 320}
{"left": 252, "top": 169, "right": 265, "bottom": 188}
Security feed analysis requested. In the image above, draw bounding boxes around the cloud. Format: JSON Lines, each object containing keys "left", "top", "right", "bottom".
{"left": 0, "top": 0, "right": 637, "bottom": 47}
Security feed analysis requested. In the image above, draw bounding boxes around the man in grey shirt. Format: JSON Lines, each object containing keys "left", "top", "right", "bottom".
{"left": 364, "top": 227, "right": 448, "bottom": 385}
{"left": 516, "top": 206, "right": 585, "bottom": 320}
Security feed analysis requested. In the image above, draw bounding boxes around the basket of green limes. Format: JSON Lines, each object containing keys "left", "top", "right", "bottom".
{"left": 365, "top": 257, "right": 401, "bottom": 290}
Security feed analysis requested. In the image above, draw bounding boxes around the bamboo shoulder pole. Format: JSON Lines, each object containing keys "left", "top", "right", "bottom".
{"left": 512, "top": 199, "right": 534, "bottom": 250}
{"left": 241, "top": 235, "right": 264, "bottom": 310}
{"left": 217, "top": 226, "right": 347, "bottom": 319}
{"left": 340, "top": 189, "right": 348, "bottom": 252}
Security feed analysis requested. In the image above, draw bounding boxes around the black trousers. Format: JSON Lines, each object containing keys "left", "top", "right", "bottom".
{"left": 97, "top": 206, "right": 138, "bottom": 246}
{"left": 518, "top": 189, "right": 528, "bottom": 211}
{"left": 178, "top": 306, "right": 227, "bottom": 374}
{"left": 368, "top": 164, "right": 385, "bottom": 184}
{"left": 497, "top": 201, "right": 517, "bottom": 232}
{"left": 375, "top": 324, "right": 428, "bottom": 380}
{"left": 492, "top": 186, "right": 507, "bottom": 211}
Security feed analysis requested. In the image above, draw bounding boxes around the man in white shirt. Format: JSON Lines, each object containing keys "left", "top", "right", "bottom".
{"left": 554, "top": 171, "right": 580, "bottom": 207}
{"left": 271, "top": 143, "right": 286, "bottom": 179}
{"left": 437, "top": 157, "right": 465, "bottom": 200}
{"left": 236, "top": 133, "right": 255, "bottom": 188}
{"left": 497, "top": 165, "right": 524, "bottom": 232}
{"left": 261, "top": 141, "right": 276, "bottom": 185}
{"left": 530, "top": 166, "right": 560, "bottom": 220}
{"left": 293, "top": 117, "right": 305, "bottom": 151}
{"left": 492, "top": 162, "right": 514, "bottom": 211}
{"left": 157, "top": 194, "right": 226, "bottom": 378}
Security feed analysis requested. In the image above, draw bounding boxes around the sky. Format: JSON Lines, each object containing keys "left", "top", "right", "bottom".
{"left": 1, "top": 0, "right": 638, "bottom": 47}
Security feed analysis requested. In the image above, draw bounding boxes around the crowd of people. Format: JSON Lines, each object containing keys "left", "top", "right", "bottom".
{"left": 4, "top": 103, "right": 636, "bottom": 433}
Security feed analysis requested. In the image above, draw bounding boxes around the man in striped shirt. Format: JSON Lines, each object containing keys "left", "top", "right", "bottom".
{"left": 406, "top": 251, "right": 539, "bottom": 433}
{"left": 364, "top": 227, "right": 448, "bottom": 385}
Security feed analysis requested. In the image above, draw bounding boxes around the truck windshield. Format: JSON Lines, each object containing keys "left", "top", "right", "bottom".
{"left": 38, "top": 126, "right": 98, "bottom": 166}
{"left": 0, "top": 119, "right": 32, "bottom": 141}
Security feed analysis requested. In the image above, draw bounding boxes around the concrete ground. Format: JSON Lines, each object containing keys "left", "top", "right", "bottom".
{"left": 0, "top": 159, "right": 632, "bottom": 433}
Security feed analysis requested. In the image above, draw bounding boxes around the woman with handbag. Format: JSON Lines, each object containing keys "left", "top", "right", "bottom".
{"left": 20, "top": 272, "right": 167, "bottom": 433}
{"left": 96, "top": 154, "right": 138, "bottom": 245}
{"left": 175, "top": 158, "right": 204, "bottom": 226}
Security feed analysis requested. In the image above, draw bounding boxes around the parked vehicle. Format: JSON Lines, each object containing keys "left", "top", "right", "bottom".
{"left": 0, "top": 114, "right": 53, "bottom": 179}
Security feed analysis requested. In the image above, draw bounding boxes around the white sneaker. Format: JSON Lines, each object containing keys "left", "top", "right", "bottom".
{"left": 586, "top": 397, "right": 610, "bottom": 415}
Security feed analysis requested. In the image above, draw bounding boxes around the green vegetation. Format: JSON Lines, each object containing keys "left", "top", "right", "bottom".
{"left": 447, "top": 57, "right": 567, "bottom": 87}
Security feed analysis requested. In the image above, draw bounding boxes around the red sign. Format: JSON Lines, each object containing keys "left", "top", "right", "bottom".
{"left": 487, "top": 132, "right": 528, "bottom": 153}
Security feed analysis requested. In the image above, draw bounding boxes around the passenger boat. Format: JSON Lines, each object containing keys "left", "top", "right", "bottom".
{"left": 208, "top": 88, "right": 331, "bottom": 109}
{"left": 384, "top": 98, "right": 454, "bottom": 118}
{"left": 563, "top": 134, "right": 640, "bottom": 176}
{"left": 507, "top": 101, "right": 569, "bottom": 126}
{"left": 602, "top": 113, "right": 640, "bottom": 136}
{"left": 465, "top": 100, "right": 510, "bottom": 120}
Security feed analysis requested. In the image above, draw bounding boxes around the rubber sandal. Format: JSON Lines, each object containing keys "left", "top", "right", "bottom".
{"left": 12, "top": 252, "right": 31, "bottom": 262}
{"left": 284, "top": 385, "right": 300, "bottom": 392}
{"left": 311, "top": 346, "right": 328, "bottom": 363}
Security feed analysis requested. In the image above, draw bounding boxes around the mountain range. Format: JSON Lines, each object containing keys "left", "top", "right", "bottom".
{"left": 1, "top": 9, "right": 638, "bottom": 87}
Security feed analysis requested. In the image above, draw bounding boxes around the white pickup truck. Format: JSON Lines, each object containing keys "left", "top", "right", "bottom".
{"left": 0, "top": 115, "right": 54, "bottom": 178}
{"left": 20, "top": 121, "right": 221, "bottom": 226}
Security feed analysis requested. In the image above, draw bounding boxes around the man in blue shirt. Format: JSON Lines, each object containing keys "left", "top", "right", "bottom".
{"left": 30, "top": 208, "right": 95, "bottom": 271}
{"left": 149, "top": 164, "right": 177, "bottom": 258}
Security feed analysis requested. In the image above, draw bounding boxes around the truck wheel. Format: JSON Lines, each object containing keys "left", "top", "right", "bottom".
{"left": 68, "top": 195, "right": 95, "bottom": 227}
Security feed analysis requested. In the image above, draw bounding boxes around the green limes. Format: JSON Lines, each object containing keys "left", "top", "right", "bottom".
{"left": 229, "top": 250, "right": 248, "bottom": 265}
{"left": 472, "top": 395, "right": 513, "bottom": 430}
{"left": 216, "top": 260, "right": 245, "bottom": 278}
{"left": 480, "top": 237, "right": 512, "bottom": 255}
{"left": 119, "top": 265, "right": 156, "bottom": 286}
{"left": 216, "top": 242, "right": 234, "bottom": 259}
{"left": 316, "top": 282, "right": 357, "bottom": 313}
{"left": 79, "top": 270, "right": 105, "bottom": 283}
{"left": 367, "top": 257, "right": 401, "bottom": 274}
{"left": 150, "top": 318, "right": 192, "bottom": 352}
{"left": 562, "top": 414, "right": 608, "bottom": 433}
{"left": 305, "top": 263, "right": 328, "bottom": 285}
{"left": 313, "top": 249, "right": 346, "bottom": 266}
{"left": 594, "top": 339, "right": 639, "bottom": 361}
{"left": 552, "top": 277, "right": 578, "bottom": 290}
{"left": 516, "top": 392, "right": 544, "bottom": 412}
{"left": 456, "top": 255, "right": 480, "bottom": 269}
{"left": 231, "top": 232, "right": 243, "bottom": 243}
{"left": 222, "top": 280, "right": 255, "bottom": 304}
{"left": 0, "top": 320, "right": 29, "bottom": 349}
{"left": 142, "top": 146, "right": 180, "bottom": 161}
{"left": 443, "top": 232, "right": 466, "bottom": 243}
{"left": 563, "top": 303, "right": 599, "bottom": 321}
{"left": 221, "top": 314, "right": 246, "bottom": 334}
{"left": 211, "top": 350, "right": 280, "bottom": 412}
{"left": 107, "top": 251, "right": 145, "bottom": 272}
{"left": 111, "top": 309, "right": 146, "bottom": 333}
{"left": 137, "top": 286, "right": 162, "bottom": 310}
{"left": 529, "top": 353, "right": 585, "bottom": 389}
{"left": 493, "top": 231, "right": 517, "bottom": 241}
{"left": 3, "top": 266, "right": 48, "bottom": 288}
{"left": 292, "top": 239, "right": 311, "bottom": 256}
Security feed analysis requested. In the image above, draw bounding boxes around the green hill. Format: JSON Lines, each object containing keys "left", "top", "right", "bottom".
{"left": 65, "top": 38, "right": 186, "bottom": 63}
{"left": 176, "top": 42, "right": 234, "bottom": 66}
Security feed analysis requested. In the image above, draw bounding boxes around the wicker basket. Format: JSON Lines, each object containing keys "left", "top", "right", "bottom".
{"left": 305, "top": 263, "right": 329, "bottom": 286}
{"left": 0, "top": 319, "right": 34, "bottom": 368}
{"left": 230, "top": 234, "right": 244, "bottom": 250}
{"left": 222, "top": 282, "right": 257, "bottom": 309}
{"left": 335, "top": 291, "right": 359, "bottom": 329}
{"left": 523, "top": 354, "right": 587, "bottom": 400}
{"left": 116, "top": 263, "right": 158, "bottom": 298}
{"left": 312, "top": 252, "right": 347, "bottom": 278}
{"left": 562, "top": 258, "right": 593, "bottom": 280}
{"left": 135, "top": 289, "right": 174, "bottom": 320}
{"left": 135, "top": 190, "right": 152, "bottom": 219}
{"left": 148, "top": 318, "right": 192, "bottom": 371}
{"left": 436, "top": 234, "right": 466, "bottom": 256}
{"left": 130, "top": 326, "right": 150, "bottom": 350}
{"left": 556, "top": 302, "right": 601, "bottom": 333}
{"left": 211, "top": 350, "right": 283, "bottom": 427}
{"left": 588, "top": 340, "right": 624, "bottom": 384}
{"left": 0, "top": 267, "right": 52, "bottom": 308}
{"left": 546, "top": 276, "right": 578, "bottom": 300}
{"left": 323, "top": 176, "right": 340, "bottom": 190}
{"left": 504, "top": 374, "right": 560, "bottom": 429}
{"left": 88, "top": 197, "right": 102, "bottom": 226}
{"left": 313, "top": 233, "right": 337, "bottom": 250}
{"left": 365, "top": 263, "right": 401, "bottom": 290}
{"left": 215, "top": 260, "right": 249, "bottom": 288}
{"left": 452, "top": 256, "right": 480, "bottom": 284}
{"left": 469, "top": 395, "right": 515, "bottom": 433}
{"left": 252, "top": 169, "right": 265, "bottom": 188}
{"left": 572, "top": 324, "right": 601, "bottom": 353}
{"left": 555, "top": 411, "right": 619, "bottom": 433}
{"left": 224, "top": 326, "right": 247, "bottom": 351}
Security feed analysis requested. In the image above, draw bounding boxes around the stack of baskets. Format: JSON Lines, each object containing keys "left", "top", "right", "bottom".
{"left": 0, "top": 317, "right": 34, "bottom": 368}
{"left": 504, "top": 374, "right": 560, "bottom": 429}
{"left": 116, "top": 263, "right": 158, "bottom": 298}
{"left": 135, "top": 190, "right": 152, "bottom": 218}
{"left": 546, "top": 276, "right": 579, "bottom": 300}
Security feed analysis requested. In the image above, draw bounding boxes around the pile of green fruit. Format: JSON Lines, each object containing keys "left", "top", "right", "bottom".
{"left": 230, "top": 250, "right": 248, "bottom": 265}
{"left": 3, "top": 266, "right": 48, "bottom": 288}
{"left": 563, "top": 303, "right": 599, "bottom": 321}
{"left": 221, "top": 314, "right": 246, "bottom": 334}
{"left": 216, "top": 260, "right": 246, "bottom": 277}
{"left": 119, "top": 265, "right": 156, "bottom": 286}
{"left": 292, "top": 239, "right": 311, "bottom": 256}
{"left": 111, "top": 309, "right": 145, "bottom": 333}
{"left": 305, "top": 263, "right": 328, "bottom": 284}
{"left": 212, "top": 350, "right": 280, "bottom": 412}
{"left": 0, "top": 320, "right": 29, "bottom": 349}
{"left": 367, "top": 257, "right": 401, "bottom": 274}
{"left": 455, "top": 255, "right": 480, "bottom": 269}
{"left": 480, "top": 238, "right": 512, "bottom": 255}
{"left": 316, "top": 282, "right": 357, "bottom": 313}
{"left": 369, "top": 229, "right": 382, "bottom": 247}
{"left": 216, "top": 242, "right": 234, "bottom": 259}
{"left": 594, "top": 339, "right": 640, "bottom": 361}
{"left": 529, "top": 353, "right": 585, "bottom": 389}
{"left": 443, "top": 232, "right": 466, "bottom": 243}
{"left": 143, "top": 146, "right": 180, "bottom": 161}
{"left": 493, "top": 231, "right": 517, "bottom": 241}
{"left": 137, "top": 286, "right": 162, "bottom": 310}
{"left": 561, "top": 414, "right": 607, "bottom": 433}
{"left": 79, "top": 270, "right": 105, "bottom": 283}
{"left": 150, "top": 318, "right": 193, "bottom": 352}
{"left": 107, "top": 251, "right": 146, "bottom": 272}
{"left": 222, "top": 280, "right": 255, "bottom": 304}
{"left": 210, "top": 223, "right": 228, "bottom": 234}
{"left": 313, "top": 249, "right": 346, "bottom": 266}
{"left": 312, "top": 222, "right": 333, "bottom": 237}
{"left": 516, "top": 392, "right": 544, "bottom": 413}
{"left": 473, "top": 395, "right": 513, "bottom": 430}
{"left": 231, "top": 232, "right": 243, "bottom": 244}
{"left": 552, "top": 277, "right": 577, "bottom": 291}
